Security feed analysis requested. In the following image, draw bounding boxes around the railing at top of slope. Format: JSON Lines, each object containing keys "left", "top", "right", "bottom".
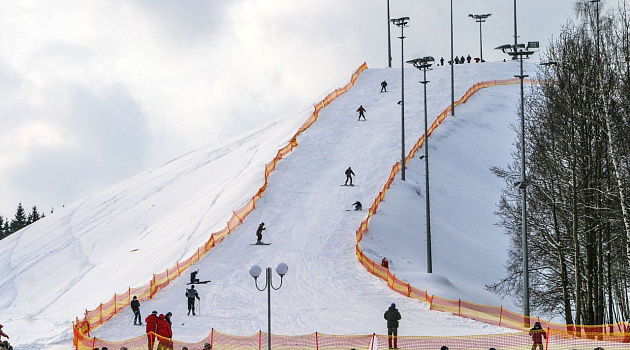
{"left": 72, "top": 62, "right": 368, "bottom": 346}
{"left": 353, "top": 77, "right": 630, "bottom": 341}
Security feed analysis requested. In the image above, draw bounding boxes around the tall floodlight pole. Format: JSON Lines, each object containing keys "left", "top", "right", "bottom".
{"left": 249, "top": 263, "right": 289, "bottom": 350}
{"left": 407, "top": 56, "right": 435, "bottom": 273}
{"left": 387, "top": 0, "right": 392, "bottom": 67}
{"left": 391, "top": 17, "right": 410, "bottom": 180}
{"left": 468, "top": 14, "right": 492, "bottom": 62}
{"left": 450, "top": 0, "right": 455, "bottom": 116}
{"left": 514, "top": 0, "right": 518, "bottom": 47}
{"left": 496, "top": 40, "right": 538, "bottom": 322}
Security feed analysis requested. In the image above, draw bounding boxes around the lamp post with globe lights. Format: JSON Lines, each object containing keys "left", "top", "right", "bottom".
{"left": 249, "top": 262, "right": 289, "bottom": 350}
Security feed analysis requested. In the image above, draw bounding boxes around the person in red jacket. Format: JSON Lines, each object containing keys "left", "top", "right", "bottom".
{"left": 0, "top": 324, "right": 8, "bottom": 340}
{"left": 156, "top": 314, "right": 173, "bottom": 350}
{"left": 529, "top": 322, "right": 546, "bottom": 350}
{"left": 145, "top": 311, "right": 159, "bottom": 350}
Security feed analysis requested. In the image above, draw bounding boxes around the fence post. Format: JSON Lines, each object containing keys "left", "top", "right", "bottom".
{"left": 545, "top": 328, "right": 550, "bottom": 350}
{"left": 177, "top": 262, "right": 181, "bottom": 276}
{"left": 371, "top": 333, "right": 376, "bottom": 350}
{"left": 211, "top": 328, "right": 214, "bottom": 347}
{"left": 315, "top": 331, "right": 319, "bottom": 350}
{"left": 499, "top": 306, "right": 503, "bottom": 326}
{"left": 258, "top": 330, "right": 262, "bottom": 350}
{"left": 458, "top": 299, "right": 461, "bottom": 316}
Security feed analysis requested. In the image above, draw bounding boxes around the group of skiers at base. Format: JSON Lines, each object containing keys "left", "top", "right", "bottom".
{"left": 145, "top": 310, "right": 173, "bottom": 350}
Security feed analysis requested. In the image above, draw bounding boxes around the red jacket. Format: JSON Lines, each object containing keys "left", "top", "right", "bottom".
{"left": 145, "top": 313, "right": 159, "bottom": 334}
{"left": 529, "top": 327, "right": 546, "bottom": 344}
{"left": 156, "top": 314, "right": 173, "bottom": 347}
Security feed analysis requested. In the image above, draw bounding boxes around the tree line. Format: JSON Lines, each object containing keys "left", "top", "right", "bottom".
{"left": 0, "top": 203, "right": 46, "bottom": 241}
{"left": 490, "top": 0, "right": 630, "bottom": 326}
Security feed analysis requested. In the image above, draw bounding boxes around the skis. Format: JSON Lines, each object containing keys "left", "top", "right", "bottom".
{"left": 340, "top": 184, "right": 358, "bottom": 187}
{"left": 187, "top": 280, "right": 211, "bottom": 285}
{"left": 250, "top": 242, "right": 272, "bottom": 246}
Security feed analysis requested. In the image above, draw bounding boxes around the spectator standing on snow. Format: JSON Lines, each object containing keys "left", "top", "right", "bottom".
{"left": 380, "top": 81, "right": 388, "bottom": 92}
{"left": 256, "top": 222, "right": 266, "bottom": 244}
{"left": 345, "top": 167, "right": 355, "bottom": 186}
{"left": 165, "top": 312, "right": 172, "bottom": 326}
{"left": 529, "top": 322, "right": 546, "bottom": 350}
{"left": 381, "top": 257, "right": 389, "bottom": 269}
{"left": 440, "top": 57, "right": 444, "bottom": 66}
{"left": 357, "top": 105, "right": 366, "bottom": 121}
{"left": 466, "top": 55, "right": 472, "bottom": 63}
{"left": 186, "top": 285, "right": 201, "bottom": 316}
{"left": 384, "top": 303, "right": 401, "bottom": 349}
{"left": 145, "top": 311, "right": 159, "bottom": 350}
{"left": 156, "top": 314, "right": 173, "bottom": 350}
{"left": 131, "top": 296, "right": 142, "bottom": 326}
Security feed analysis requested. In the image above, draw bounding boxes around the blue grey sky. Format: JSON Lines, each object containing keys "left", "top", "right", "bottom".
{"left": 0, "top": 1, "right": 591, "bottom": 215}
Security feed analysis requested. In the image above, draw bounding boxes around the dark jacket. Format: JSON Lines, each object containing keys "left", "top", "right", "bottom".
{"left": 186, "top": 287, "right": 200, "bottom": 300}
{"left": 384, "top": 305, "right": 401, "bottom": 328}
{"left": 345, "top": 168, "right": 355, "bottom": 177}
{"left": 131, "top": 299, "right": 140, "bottom": 311}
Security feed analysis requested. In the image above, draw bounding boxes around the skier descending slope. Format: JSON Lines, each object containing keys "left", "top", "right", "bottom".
{"left": 185, "top": 285, "right": 200, "bottom": 316}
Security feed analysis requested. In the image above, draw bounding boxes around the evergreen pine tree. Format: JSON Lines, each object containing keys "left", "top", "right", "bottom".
{"left": 0, "top": 215, "right": 4, "bottom": 239}
{"left": 10, "top": 203, "right": 28, "bottom": 233}
{"left": 27, "top": 205, "right": 40, "bottom": 224}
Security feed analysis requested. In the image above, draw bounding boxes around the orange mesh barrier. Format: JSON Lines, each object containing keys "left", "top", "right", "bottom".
{"left": 73, "top": 62, "right": 368, "bottom": 347}
{"left": 75, "top": 328, "right": 630, "bottom": 350}
{"left": 354, "top": 77, "right": 630, "bottom": 340}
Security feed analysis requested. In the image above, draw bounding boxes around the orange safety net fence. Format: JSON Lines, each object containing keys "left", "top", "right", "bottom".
{"left": 72, "top": 62, "right": 368, "bottom": 346}
{"left": 76, "top": 328, "right": 630, "bottom": 350}
{"left": 354, "top": 77, "right": 630, "bottom": 342}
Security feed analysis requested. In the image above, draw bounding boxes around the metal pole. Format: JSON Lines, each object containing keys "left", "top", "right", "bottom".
{"left": 514, "top": 0, "right": 518, "bottom": 47}
{"left": 387, "top": 0, "right": 392, "bottom": 68}
{"left": 400, "top": 25, "right": 406, "bottom": 181}
{"left": 479, "top": 20, "right": 484, "bottom": 61}
{"left": 422, "top": 68, "right": 432, "bottom": 273}
{"left": 450, "top": 0, "right": 455, "bottom": 116}
{"left": 520, "top": 53, "right": 529, "bottom": 320}
{"left": 267, "top": 267, "right": 272, "bottom": 350}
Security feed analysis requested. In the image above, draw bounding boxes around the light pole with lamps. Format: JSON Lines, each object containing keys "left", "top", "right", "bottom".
{"left": 387, "top": 0, "right": 392, "bottom": 68}
{"left": 391, "top": 16, "right": 410, "bottom": 181}
{"left": 249, "top": 262, "right": 289, "bottom": 350}
{"left": 450, "top": 0, "right": 455, "bottom": 116}
{"left": 407, "top": 56, "right": 435, "bottom": 273}
{"left": 468, "top": 14, "right": 492, "bottom": 62}
{"left": 495, "top": 41, "right": 538, "bottom": 321}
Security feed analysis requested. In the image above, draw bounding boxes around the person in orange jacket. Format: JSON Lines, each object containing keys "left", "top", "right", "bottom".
{"left": 145, "top": 311, "right": 159, "bottom": 350}
{"left": 156, "top": 313, "right": 173, "bottom": 350}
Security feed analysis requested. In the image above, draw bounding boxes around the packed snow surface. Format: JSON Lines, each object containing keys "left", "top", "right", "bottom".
{"left": 0, "top": 61, "right": 536, "bottom": 349}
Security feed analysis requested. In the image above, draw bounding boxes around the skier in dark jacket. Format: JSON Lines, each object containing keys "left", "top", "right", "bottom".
{"left": 145, "top": 311, "right": 159, "bottom": 350}
{"left": 131, "top": 295, "right": 142, "bottom": 325}
{"left": 190, "top": 269, "right": 200, "bottom": 284}
{"left": 256, "top": 222, "right": 266, "bottom": 244}
{"left": 529, "top": 322, "right": 546, "bottom": 350}
{"left": 186, "top": 285, "right": 201, "bottom": 315}
{"left": 357, "top": 105, "right": 366, "bottom": 121}
{"left": 440, "top": 57, "right": 444, "bottom": 66}
{"left": 384, "top": 303, "right": 401, "bottom": 349}
{"left": 352, "top": 201, "right": 362, "bottom": 211}
{"left": 345, "top": 167, "right": 355, "bottom": 186}
{"left": 380, "top": 81, "right": 388, "bottom": 92}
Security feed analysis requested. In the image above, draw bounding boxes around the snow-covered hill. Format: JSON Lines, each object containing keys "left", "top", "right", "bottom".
{"left": 0, "top": 61, "right": 536, "bottom": 349}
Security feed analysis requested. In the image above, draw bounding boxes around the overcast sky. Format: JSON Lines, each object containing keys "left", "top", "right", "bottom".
{"left": 0, "top": 1, "right": 590, "bottom": 216}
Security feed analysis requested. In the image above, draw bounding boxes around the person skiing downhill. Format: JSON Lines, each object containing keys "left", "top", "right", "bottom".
{"left": 131, "top": 295, "right": 142, "bottom": 325}
{"left": 357, "top": 105, "right": 366, "bottom": 121}
{"left": 384, "top": 303, "right": 401, "bottom": 349}
{"left": 345, "top": 167, "right": 355, "bottom": 186}
{"left": 529, "top": 322, "right": 546, "bottom": 350}
{"left": 190, "top": 269, "right": 200, "bottom": 284}
{"left": 256, "top": 222, "right": 266, "bottom": 244}
{"left": 380, "top": 81, "right": 388, "bottom": 92}
{"left": 186, "top": 285, "right": 201, "bottom": 315}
